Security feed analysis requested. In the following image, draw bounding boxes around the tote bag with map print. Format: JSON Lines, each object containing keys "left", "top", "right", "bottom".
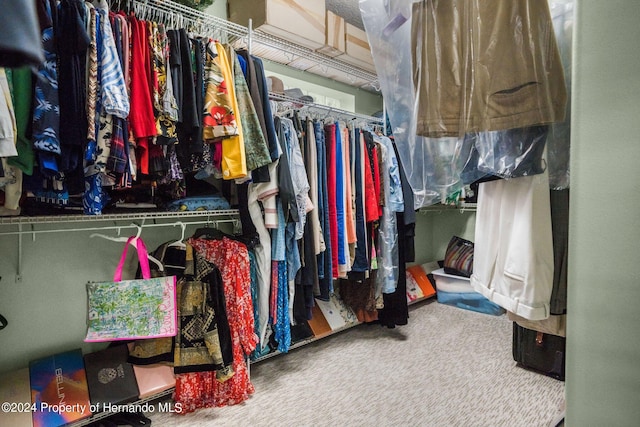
{"left": 85, "top": 236, "right": 177, "bottom": 342}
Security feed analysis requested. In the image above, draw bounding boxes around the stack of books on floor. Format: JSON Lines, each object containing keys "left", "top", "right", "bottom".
{"left": 0, "top": 345, "right": 176, "bottom": 427}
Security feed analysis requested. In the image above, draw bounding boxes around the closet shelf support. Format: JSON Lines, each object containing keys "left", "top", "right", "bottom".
{"left": 16, "top": 223, "right": 23, "bottom": 283}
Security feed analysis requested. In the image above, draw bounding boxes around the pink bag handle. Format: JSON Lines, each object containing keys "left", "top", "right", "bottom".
{"left": 114, "top": 236, "right": 152, "bottom": 281}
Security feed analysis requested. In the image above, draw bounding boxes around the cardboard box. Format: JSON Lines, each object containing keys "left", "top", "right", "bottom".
{"left": 228, "top": 0, "right": 326, "bottom": 50}
{"left": 341, "top": 22, "right": 376, "bottom": 72}
{"left": 317, "top": 10, "right": 345, "bottom": 57}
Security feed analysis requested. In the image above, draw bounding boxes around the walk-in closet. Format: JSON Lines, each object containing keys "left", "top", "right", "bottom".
{"left": 1, "top": 0, "right": 639, "bottom": 426}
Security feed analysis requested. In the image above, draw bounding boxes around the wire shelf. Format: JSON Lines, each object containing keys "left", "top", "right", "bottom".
{"left": 128, "top": 0, "right": 380, "bottom": 90}
{"left": 0, "top": 210, "right": 240, "bottom": 226}
{"left": 269, "top": 92, "right": 384, "bottom": 124}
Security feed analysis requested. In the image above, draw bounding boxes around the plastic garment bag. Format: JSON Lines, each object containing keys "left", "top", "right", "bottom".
{"left": 359, "top": 0, "right": 441, "bottom": 208}
{"left": 547, "top": 1, "right": 574, "bottom": 190}
{"left": 463, "top": 125, "right": 550, "bottom": 183}
{"left": 374, "top": 134, "right": 401, "bottom": 296}
{"left": 360, "top": 0, "right": 571, "bottom": 205}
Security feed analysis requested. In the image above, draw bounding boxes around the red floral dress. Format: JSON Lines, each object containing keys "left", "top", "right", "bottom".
{"left": 174, "top": 237, "right": 258, "bottom": 412}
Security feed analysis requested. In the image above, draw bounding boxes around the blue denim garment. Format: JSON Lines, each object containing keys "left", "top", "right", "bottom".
{"left": 351, "top": 129, "right": 369, "bottom": 272}
{"left": 314, "top": 121, "right": 325, "bottom": 278}
{"left": 375, "top": 134, "right": 404, "bottom": 213}
{"left": 315, "top": 120, "right": 332, "bottom": 298}
{"left": 271, "top": 198, "right": 286, "bottom": 261}
{"left": 285, "top": 221, "right": 301, "bottom": 283}
{"left": 335, "top": 123, "right": 346, "bottom": 265}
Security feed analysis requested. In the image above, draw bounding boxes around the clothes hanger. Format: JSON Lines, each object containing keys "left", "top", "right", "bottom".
{"left": 89, "top": 224, "right": 165, "bottom": 271}
{"left": 168, "top": 222, "right": 187, "bottom": 248}
{"left": 191, "top": 219, "right": 257, "bottom": 248}
{"left": 191, "top": 223, "right": 226, "bottom": 240}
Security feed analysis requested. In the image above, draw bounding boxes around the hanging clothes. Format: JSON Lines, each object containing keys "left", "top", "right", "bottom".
{"left": 252, "top": 57, "right": 279, "bottom": 162}
{"left": 152, "top": 22, "right": 178, "bottom": 146}
{"left": 410, "top": 0, "right": 567, "bottom": 137}
{"left": 305, "top": 119, "right": 324, "bottom": 257}
{"left": 203, "top": 40, "right": 237, "bottom": 141}
{"left": 295, "top": 118, "right": 321, "bottom": 316}
{"left": 0, "top": 68, "right": 17, "bottom": 158}
{"left": 7, "top": 67, "right": 35, "bottom": 175}
{"left": 334, "top": 122, "right": 347, "bottom": 274}
{"left": 129, "top": 15, "right": 158, "bottom": 174}
{"left": 324, "top": 122, "right": 339, "bottom": 279}
{"left": 349, "top": 129, "right": 369, "bottom": 276}
{"left": 173, "top": 251, "right": 234, "bottom": 380}
{"left": 247, "top": 160, "right": 279, "bottom": 349}
{"left": 32, "top": 0, "right": 61, "bottom": 176}
{"left": 315, "top": 120, "right": 333, "bottom": 299}
{"left": 393, "top": 140, "right": 416, "bottom": 263}
{"left": 227, "top": 47, "right": 271, "bottom": 175}
{"left": 93, "top": 0, "right": 129, "bottom": 119}
{"left": 189, "top": 36, "right": 205, "bottom": 157}
{"left": 280, "top": 117, "right": 310, "bottom": 238}
{"left": 343, "top": 124, "right": 357, "bottom": 266}
{"left": 188, "top": 236, "right": 258, "bottom": 406}
{"left": 372, "top": 137, "right": 396, "bottom": 297}
{"left": 362, "top": 130, "right": 379, "bottom": 223}
{"left": 270, "top": 199, "right": 291, "bottom": 353}
{"left": 213, "top": 41, "right": 247, "bottom": 180}
{"left": 236, "top": 49, "right": 270, "bottom": 183}
{"left": 0, "top": 0, "right": 44, "bottom": 68}
{"left": 377, "top": 210, "right": 409, "bottom": 328}
{"left": 471, "top": 172, "right": 554, "bottom": 321}
{"left": 56, "top": 0, "right": 89, "bottom": 173}
{"left": 377, "top": 135, "right": 410, "bottom": 328}
{"left": 0, "top": 68, "right": 23, "bottom": 212}
{"left": 549, "top": 188, "right": 569, "bottom": 315}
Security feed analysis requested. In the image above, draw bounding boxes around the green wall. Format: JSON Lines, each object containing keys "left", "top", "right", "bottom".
{"left": 0, "top": 222, "right": 220, "bottom": 373}
{"left": 260, "top": 60, "right": 383, "bottom": 116}
{"left": 566, "top": 1, "right": 640, "bottom": 425}
{"left": 207, "top": 1, "right": 383, "bottom": 116}
{"left": 412, "top": 210, "right": 476, "bottom": 265}
{"left": 205, "top": 0, "right": 227, "bottom": 21}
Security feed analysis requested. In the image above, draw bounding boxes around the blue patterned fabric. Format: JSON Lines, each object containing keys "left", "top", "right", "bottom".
{"left": 83, "top": 165, "right": 105, "bottom": 215}
{"left": 165, "top": 195, "right": 231, "bottom": 212}
{"left": 95, "top": 1, "right": 129, "bottom": 118}
{"left": 375, "top": 134, "right": 404, "bottom": 213}
{"left": 274, "top": 261, "right": 291, "bottom": 353}
{"left": 32, "top": 6, "right": 61, "bottom": 160}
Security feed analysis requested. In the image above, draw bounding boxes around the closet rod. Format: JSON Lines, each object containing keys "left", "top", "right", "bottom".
{"left": 0, "top": 209, "right": 240, "bottom": 225}
{"left": 126, "top": 0, "right": 379, "bottom": 89}
{"left": 269, "top": 92, "right": 384, "bottom": 125}
{"left": 0, "top": 218, "right": 239, "bottom": 237}
{"left": 128, "top": 0, "right": 247, "bottom": 40}
{"left": 418, "top": 204, "right": 478, "bottom": 214}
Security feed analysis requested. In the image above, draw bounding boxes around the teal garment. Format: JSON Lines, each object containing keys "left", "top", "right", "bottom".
{"left": 7, "top": 67, "right": 35, "bottom": 175}
{"left": 228, "top": 47, "right": 271, "bottom": 173}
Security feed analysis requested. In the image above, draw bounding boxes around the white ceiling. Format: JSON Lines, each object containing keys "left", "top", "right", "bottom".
{"left": 326, "top": 0, "right": 364, "bottom": 29}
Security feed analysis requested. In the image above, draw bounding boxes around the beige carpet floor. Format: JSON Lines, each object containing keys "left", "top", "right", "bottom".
{"left": 149, "top": 299, "right": 565, "bottom": 427}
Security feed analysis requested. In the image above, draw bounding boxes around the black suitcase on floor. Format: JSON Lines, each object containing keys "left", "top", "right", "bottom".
{"left": 512, "top": 322, "right": 566, "bottom": 381}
